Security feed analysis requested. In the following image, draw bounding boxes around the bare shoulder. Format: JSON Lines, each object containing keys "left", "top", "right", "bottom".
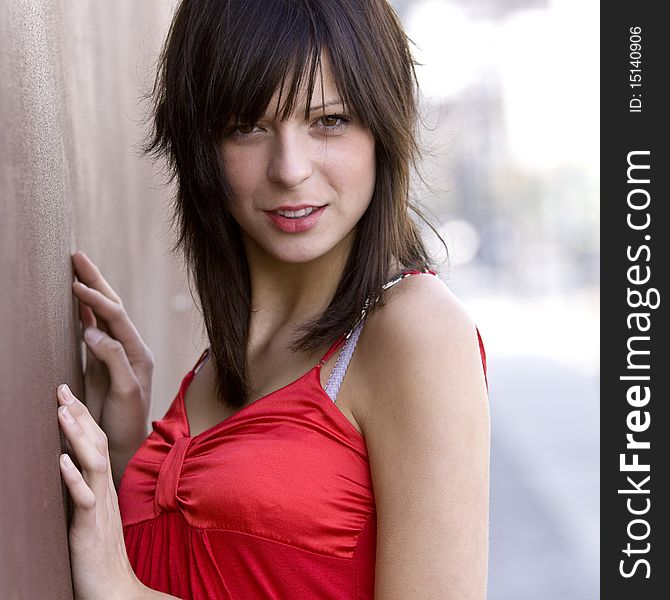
{"left": 354, "top": 272, "right": 487, "bottom": 424}
{"left": 352, "top": 271, "right": 489, "bottom": 449}
{"left": 375, "top": 271, "right": 478, "bottom": 348}
{"left": 353, "top": 272, "right": 490, "bottom": 598}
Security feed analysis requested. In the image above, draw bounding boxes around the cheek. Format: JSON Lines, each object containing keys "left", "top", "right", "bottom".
{"left": 355, "top": 134, "right": 376, "bottom": 184}
{"left": 333, "top": 137, "right": 376, "bottom": 207}
{"left": 220, "top": 144, "right": 266, "bottom": 200}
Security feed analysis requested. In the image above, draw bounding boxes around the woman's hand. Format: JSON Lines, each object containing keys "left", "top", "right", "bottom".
{"left": 57, "top": 383, "right": 145, "bottom": 600}
{"left": 71, "top": 250, "right": 154, "bottom": 488}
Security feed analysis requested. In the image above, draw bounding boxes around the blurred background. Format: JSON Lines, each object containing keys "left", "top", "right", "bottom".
{"left": 1, "top": 0, "right": 598, "bottom": 598}
{"left": 391, "top": 1, "right": 600, "bottom": 598}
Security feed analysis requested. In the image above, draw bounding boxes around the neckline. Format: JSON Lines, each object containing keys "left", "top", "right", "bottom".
{"left": 178, "top": 364, "right": 367, "bottom": 452}
{"left": 179, "top": 334, "right": 356, "bottom": 443}
{"left": 178, "top": 269, "right": 436, "bottom": 443}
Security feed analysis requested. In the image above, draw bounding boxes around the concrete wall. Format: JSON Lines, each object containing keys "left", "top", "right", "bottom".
{"left": 0, "top": 2, "right": 204, "bottom": 596}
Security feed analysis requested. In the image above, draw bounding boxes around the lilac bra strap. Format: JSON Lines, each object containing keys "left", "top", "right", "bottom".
{"left": 324, "top": 317, "right": 366, "bottom": 403}
{"left": 323, "top": 269, "right": 436, "bottom": 403}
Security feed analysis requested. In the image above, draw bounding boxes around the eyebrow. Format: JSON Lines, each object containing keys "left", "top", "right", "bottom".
{"left": 308, "top": 98, "right": 344, "bottom": 113}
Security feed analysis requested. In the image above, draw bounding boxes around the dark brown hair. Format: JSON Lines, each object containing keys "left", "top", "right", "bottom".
{"left": 144, "top": 0, "right": 443, "bottom": 408}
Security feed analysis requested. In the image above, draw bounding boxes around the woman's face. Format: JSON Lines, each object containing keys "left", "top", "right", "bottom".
{"left": 220, "top": 56, "right": 376, "bottom": 266}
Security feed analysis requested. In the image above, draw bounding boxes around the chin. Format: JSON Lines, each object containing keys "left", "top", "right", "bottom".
{"left": 264, "top": 238, "right": 340, "bottom": 266}
{"left": 270, "top": 247, "right": 329, "bottom": 265}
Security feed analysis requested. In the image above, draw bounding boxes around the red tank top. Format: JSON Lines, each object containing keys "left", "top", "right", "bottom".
{"left": 118, "top": 271, "right": 488, "bottom": 599}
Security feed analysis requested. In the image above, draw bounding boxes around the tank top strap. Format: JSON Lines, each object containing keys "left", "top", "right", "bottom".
{"left": 476, "top": 326, "right": 488, "bottom": 392}
{"left": 192, "top": 347, "right": 211, "bottom": 375}
{"left": 345, "top": 268, "right": 438, "bottom": 341}
{"left": 317, "top": 333, "right": 348, "bottom": 367}
{"left": 381, "top": 268, "right": 438, "bottom": 293}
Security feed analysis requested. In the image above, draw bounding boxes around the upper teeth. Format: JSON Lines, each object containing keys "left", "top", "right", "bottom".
{"left": 276, "top": 207, "right": 317, "bottom": 218}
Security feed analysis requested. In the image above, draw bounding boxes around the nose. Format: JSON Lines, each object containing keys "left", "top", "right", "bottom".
{"left": 266, "top": 129, "right": 313, "bottom": 189}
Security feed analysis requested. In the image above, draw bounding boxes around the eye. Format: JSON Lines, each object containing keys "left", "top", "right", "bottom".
{"left": 222, "top": 122, "right": 261, "bottom": 139}
{"left": 315, "top": 114, "right": 351, "bottom": 133}
{"left": 320, "top": 115, "right": 341, "bottom": 127}
{"left": 236, "top": 123, "right": 257, "bottom": 135}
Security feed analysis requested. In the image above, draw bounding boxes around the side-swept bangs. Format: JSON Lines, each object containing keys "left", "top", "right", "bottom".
{"left": 153, "top": 0, "right": 418, "bottom": 185}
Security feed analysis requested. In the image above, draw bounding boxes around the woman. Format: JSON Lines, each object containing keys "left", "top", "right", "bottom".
{"left": 56, "top": 0, "right": 490, "bottom": 598}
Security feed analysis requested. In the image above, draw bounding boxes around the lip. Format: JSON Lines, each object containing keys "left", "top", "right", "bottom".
{"left": 266, "top": 205, "right": 327, "bottom": 233}
{"left": 269, "top": 204, "right": 324, "bottom": 211}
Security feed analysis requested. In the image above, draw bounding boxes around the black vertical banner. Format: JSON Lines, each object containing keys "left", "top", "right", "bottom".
{"left": 601, "top": 3, "right": 669, "bottom": 599}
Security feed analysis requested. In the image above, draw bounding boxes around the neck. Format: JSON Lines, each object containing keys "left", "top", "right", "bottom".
{"left": 242, "top": 230, "right": 356, "bottom": 347}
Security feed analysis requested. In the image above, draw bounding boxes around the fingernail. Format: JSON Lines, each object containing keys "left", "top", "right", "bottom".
{"left": 60, "top": 406, "right": 75, "bottom": 424}
{"left": 61, "top": 454, "right": 74, "bottom": 470}
{"left": 84, "top": 327, "right": 103, "bottom": 344}
{"left": 59, "top": 384, "right": 74, "bottom": 403}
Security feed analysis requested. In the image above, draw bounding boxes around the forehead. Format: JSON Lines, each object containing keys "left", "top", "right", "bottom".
{"left": 265, "top": 53, "right": 343, "bottom": 118}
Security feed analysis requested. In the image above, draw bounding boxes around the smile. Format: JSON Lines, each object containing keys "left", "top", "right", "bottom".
{"left": 266, "top": 205, "right": 327, "bottom": 233}
{"left": 275, "top": 207, "right": 318, "bottom": 219}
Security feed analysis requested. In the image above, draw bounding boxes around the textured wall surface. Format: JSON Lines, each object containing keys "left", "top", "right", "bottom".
{"left": 0, "top": 2, "right": 205, "bottom": 597}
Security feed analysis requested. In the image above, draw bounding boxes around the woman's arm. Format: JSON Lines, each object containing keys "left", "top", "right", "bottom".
{"left": 358, "top": 275, "right": 490, "bottom": 599}
{"left": 57, "top": 384, "right": 182, "bottom": 600}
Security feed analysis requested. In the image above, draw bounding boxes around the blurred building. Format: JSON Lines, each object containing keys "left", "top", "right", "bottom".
{"left": 390, "top": 2, "right": 600, "bottom": 599}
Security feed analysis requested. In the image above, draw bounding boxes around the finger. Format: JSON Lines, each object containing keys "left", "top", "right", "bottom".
{"left": 82, "top": 344, "right": 108, "bottom": 425}
{"left": 72, "top": 282, "right": 151, "bottom": 368}
{"left": 58, "top": 403, "right": 109, "bottom": 470}
{"left": 58, "top": 384, "right": 108, "bottom": 451}
{"left": 82, "top": 327, "right": 144, "bottom": 396}
{"left": 78, "top": 299, "right": 97, "bottom": 330}
{"left": 58, "top": 388, "right": 110, "bottom": 491}
{"left": 59, "top": 453, "right": 97, "bottom": 521}
{"left": 71, "top": 251, "right": 122, "bottom": 304}
{"left": 82, "top": 330, "right": 110, "bottom": 387}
